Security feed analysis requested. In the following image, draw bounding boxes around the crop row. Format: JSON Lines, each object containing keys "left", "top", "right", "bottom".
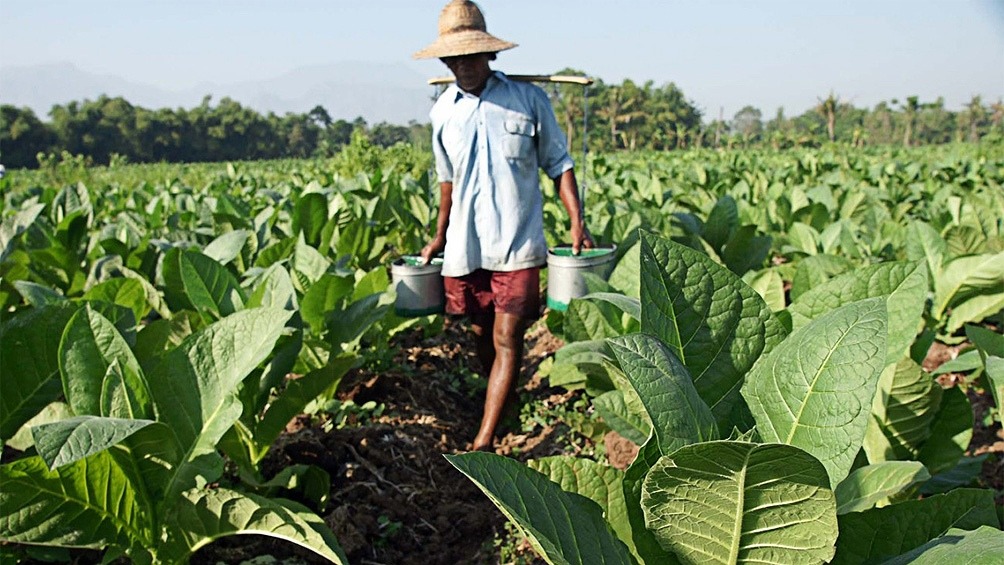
{"left": 1, "top": 142, "right": 1002, "bottom": 562}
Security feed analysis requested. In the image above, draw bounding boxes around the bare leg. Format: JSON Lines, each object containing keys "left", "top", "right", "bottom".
{"left": 470, "top": 314, "right": 495, "bottom": 378}
{"left": 472, "top": 313, "right": 526, "bottom": 451}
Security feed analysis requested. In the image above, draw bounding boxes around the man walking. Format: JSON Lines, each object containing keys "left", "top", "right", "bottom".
{"left": 415, "top": 0, "right": 593, "bottom": 451}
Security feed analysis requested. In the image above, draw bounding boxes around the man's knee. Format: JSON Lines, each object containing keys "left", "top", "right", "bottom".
{"left": 492, "top": 315, "right": 526, "bottom": 353}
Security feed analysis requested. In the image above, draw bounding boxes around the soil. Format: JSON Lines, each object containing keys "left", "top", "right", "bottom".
{"left": 192, "top": 318, "right": 572, "bottom": 565}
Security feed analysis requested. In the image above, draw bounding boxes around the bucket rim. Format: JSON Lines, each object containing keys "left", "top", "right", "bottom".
{"left": 547, "top": 243, "right": 617, "bottom": 259}
{"left": 392, "top": 254, "right": 444, "bottom": 267}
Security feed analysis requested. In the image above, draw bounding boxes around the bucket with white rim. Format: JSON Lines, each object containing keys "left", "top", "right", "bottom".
{"left": 546, "top": 244, "right": 617, "bottom": 311}
{"left": 391, "top": 255, "right": 445, "bottom": 317}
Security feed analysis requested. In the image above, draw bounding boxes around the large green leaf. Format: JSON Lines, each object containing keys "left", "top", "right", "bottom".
{"left": 882, "top": 526, "right": 1004, "bottom": 565}
{"left": 967, "top": 325, "right": 1004, "bottom": 413}
{"left": 742, "top": 269, "right": 786, "bottom": 312}
{"left": 528, "top": 457, "right": 633, "bottom": 560}
{"left": 446, "top": 452, "right": 633, "bottom": 565}
{"left": 866, "top": 358, "right": 942, "bottom": 461}
{"left": 162, "top": 247, "right": 246, "bottom": 317}
{"left": 787, "top": 261, "right": 927, "bottom": 365}
{"left": 6, "top": 402, "right": 73, "bottom": 451}
{"left": 245, "top": 263, "right": 298, "bottom": 310}
{"left": 582, "top": 292, "right": 642, "bottom": 322}
{"left": 642, "top": 441, "right": 837, "bottom": 565}
{"left": 720, "top": 225, "right": 771, "bottom": 276}
{"left": 0, "top": 203, "right": 45, "bottom": 262}
{"left": 254, "top": 354, "right": 358, "bottom": 456}
{"left": 786, "top": 222, "right": 821, "bottom": 256}
{"left": 932, "top": 252, "right": 1004, "bottom": 320}
{"left": 59, "top": 306, "right": 153, "bottom": 419}
{"left": 162, "top": 488, "right": 347, "bottom": 564}
{"left": 833, "top": 461, "right": 930, "bottom": 514}
{"left": 203, "top": 229, "right": 253, "bottom": 266}
{"left": 292, "top": 192, "right": 330, "bottom": 247}
{"left": 703, "top": 195, "right": 739, "bottom": 252}
{"left": 565, "top": 298, "right": 628, "bottom": 342}
{"left": 1, "top": 302, "right": 80, "bottom": 439}
{"left": 13, "top": 280, "right": 66, "bottom": 307}
{"left": 325, "top": 293, "right": 389, "bottom": 348}
{"left": 81, "top": 278, "right": 150, "bottom": 327}
{"left": 789, "top": 254, "right": 855, "bottom": 301}
{"left": 300, "top": 273, "right": 354, "bottom": 334}
{"left": 919, "top": 454, "right": 987, "bottom": 495}
{"left": 904, "top": 221, "right": 946, "bottom": 282}
{"left": 32, "top": 416, "right": 156, "bottom": 470}
{"left": 351, "top": 266, "right": 390, "bottom": 301}
{"left": 608, "top": 242, "right": 641, "bottom": 298}
{"left": 145, "top": 308, "right": 293, "bottom": 501}
{"left": 0, "top": 452, "right": 154, "bottom": 556}
{"left": 292, "top": 234, "right": 331, "bottom": 288}
{"left": 743, "top": 297, "right": 888, "bottom": 486}
{"left": 832, "top": 488, "right": 998, "bottom": 564}
{"left": 609, "top": 331, "right": 720, "bottom": 565}
{"left": 541, "top": 339, "right": 615, "bottom": 390}
{"left": 608, "top": 334, "right": 718, "bottom": 453}
{"left": 944, "top": 292, "right": 1004, "bottom": 335}
{"left": 639, "top": 232, "right": 786, "bottom": 429}
{"left": 917, "top": 385, "right": 972, "bottom": 475}
{"left": 593, "top": 390, "right": 649, "bottom": 445}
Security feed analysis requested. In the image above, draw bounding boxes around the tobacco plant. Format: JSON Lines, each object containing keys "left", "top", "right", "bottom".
{"left": 448, "top": 232, "right": 1002, "bottom": 565}
{"left": 0, "top": 304, "right": 347, "bottom": 562}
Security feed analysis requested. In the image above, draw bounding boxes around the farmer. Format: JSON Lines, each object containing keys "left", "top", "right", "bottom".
{"left": 415, "top": 0, "right": 593, "bottom": 451}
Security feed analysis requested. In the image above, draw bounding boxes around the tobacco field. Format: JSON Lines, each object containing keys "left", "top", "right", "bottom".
{"left": 1, "top": 139, "right": 1003, "bottom": 564}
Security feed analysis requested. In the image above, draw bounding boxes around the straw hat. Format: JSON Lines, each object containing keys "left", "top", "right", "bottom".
{"left": 413, "top": 0, "right": 517, "bottom": 59}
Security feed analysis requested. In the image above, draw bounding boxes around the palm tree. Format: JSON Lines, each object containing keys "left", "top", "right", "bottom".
{"left": 902, "top": 96, "right": 920, "bottom": 147}
{"left": 963, "top": 96, "right": 987, "bottom": 142}
{"left": 550, "top": 68, "right": 589, "bottom": 151}
{"left": 816, "top": 93, "right": 839, "bottom": 142}
{"left": 594, "top": 85, "right": 624, "bottom": 149}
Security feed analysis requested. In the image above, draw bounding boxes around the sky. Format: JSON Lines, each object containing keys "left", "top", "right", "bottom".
{"left": 2, "top": 0, "right": 1003, "bottom": 120}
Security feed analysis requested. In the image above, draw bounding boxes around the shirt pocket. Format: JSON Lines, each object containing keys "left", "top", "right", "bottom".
{"left": 502, "top": 117, "right": 536, "bottom": 161}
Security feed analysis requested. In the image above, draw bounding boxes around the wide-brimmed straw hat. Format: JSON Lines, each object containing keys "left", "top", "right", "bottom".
{"left": 413, "top": 0, "right": 517, "bottom": 59}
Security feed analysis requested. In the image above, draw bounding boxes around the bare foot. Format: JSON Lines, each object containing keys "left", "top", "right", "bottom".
{"left": 470, "top": 437, "right": 495, "bottom": 452}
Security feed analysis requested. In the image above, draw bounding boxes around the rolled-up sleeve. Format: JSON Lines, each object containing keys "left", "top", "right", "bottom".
{"left": 431, "top": 121, "right": 453, "bottom": 183}
{"left": 532, "top": 88, "right": 574, "bottom": 179}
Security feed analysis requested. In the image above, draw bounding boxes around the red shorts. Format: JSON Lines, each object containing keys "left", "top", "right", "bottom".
{"left": 444, "top": 268, "right": 541, "bottom": 320}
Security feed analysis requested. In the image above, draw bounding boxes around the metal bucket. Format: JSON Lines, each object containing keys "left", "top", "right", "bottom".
{"left": 391, "top": 256, "right": 445, "bottom": 317}
{"left": 546, "top": 245, "right": 617, "bottom": 311}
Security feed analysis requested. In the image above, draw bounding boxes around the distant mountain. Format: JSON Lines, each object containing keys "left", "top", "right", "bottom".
{"left": 0, "top": 61, "right": 437, "bottom": 124}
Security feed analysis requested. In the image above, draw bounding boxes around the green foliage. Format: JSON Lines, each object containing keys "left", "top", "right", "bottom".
{"left": 446, "top": 452, "right": 634, "bottom": 564}
{"left": 1, "top": 307, "right": 347, "bottom": 562}
{"left": 455, "top": 232, "right": 1002, "bottom": 564}
{"left": 2, "top": 139, "right": 1003, "bottom": 562}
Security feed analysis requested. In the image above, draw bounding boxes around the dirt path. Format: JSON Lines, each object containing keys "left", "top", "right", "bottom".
{"left": 194, "top": 319, "right": 566, "bottom": 565}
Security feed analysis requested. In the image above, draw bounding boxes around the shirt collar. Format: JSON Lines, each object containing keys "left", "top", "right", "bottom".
{"left": 451, "top": 71, "right": 506, "bottom": 102}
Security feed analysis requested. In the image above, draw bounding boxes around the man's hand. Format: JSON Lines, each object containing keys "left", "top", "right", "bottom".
{"left": 570, "top": 222, "right": 594, "bottom": 255}
{"left": 554, "top": 170, "right": 593, "bottom": 255}
{"left": 420, "top": 235, "right": 446, "bottom": 264}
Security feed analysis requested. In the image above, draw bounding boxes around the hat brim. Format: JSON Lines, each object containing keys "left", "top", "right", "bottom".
{"left": 413, "top": 30, "right": 517, "bottom": 59}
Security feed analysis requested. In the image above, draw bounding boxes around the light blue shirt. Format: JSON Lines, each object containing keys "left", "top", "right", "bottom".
{"left": 431, "top": 71, "right": 574, "bottom": 277}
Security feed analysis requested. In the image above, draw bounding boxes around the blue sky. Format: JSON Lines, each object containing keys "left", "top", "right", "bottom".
{"left": 2, "top": 0, "right": 1002, "bottom": 119}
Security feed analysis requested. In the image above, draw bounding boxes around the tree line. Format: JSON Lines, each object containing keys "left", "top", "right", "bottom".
{"left": 0, "top": 95, "right": 428, "bottom": 169}
{"left": 2, "top": 73, "right": 1002, "bottom": 169}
